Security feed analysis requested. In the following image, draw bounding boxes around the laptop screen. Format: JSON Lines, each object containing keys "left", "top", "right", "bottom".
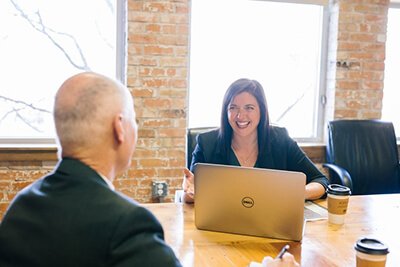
{"left": 194, "top": 163, "right": 306, "bottom": 241}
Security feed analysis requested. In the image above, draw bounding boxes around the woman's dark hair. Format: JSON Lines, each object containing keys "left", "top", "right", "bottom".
{"left": 218, "top": 78, "right": 270, "bottom": 156}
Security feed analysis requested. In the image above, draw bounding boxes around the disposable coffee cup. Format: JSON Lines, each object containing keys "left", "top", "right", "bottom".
{"left": 326, "top": 184, "right": 351, "bottom": 224}
{"left": 355, "top": 238, "right": 389, "bottom": 267}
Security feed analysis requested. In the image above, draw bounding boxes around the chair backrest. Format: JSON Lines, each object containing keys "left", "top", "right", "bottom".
{"left": 186, "top": 127, "right": 217, "bottom": 168}
{"left": 326, "top": 119, "right": 400, "bottom": 195}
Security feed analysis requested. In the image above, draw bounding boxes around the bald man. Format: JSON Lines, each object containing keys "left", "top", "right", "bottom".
{"left": 0, "top": 72, "right": 182, "bottom": 267}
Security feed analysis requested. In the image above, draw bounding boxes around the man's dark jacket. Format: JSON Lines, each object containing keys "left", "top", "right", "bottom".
{"left": 0, "top": 158, "right": 181, "bottom": 267}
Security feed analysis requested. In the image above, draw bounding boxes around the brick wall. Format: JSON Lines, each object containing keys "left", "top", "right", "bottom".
{"left": 0, "top": 0, "right": 396, "bottom": 219}
{"left": 0, "top": 149, "right": 57, "bottom": 219}
{"left": 121, "top": 0, "right": 189, "bottom": 203}
{"left": 333, "top": 0, "right": 389, "bottom": 119}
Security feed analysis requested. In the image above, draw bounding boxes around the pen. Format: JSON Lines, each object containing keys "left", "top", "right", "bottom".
{"left": 276, "top": 244, "right": 290, "bottom": 259}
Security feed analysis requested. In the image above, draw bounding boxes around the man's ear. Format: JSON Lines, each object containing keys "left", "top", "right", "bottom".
{"left": 113, "top": 114, "right": 124, "bottom": 144}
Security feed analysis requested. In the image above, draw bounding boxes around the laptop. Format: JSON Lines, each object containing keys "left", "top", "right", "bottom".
{"left": 194, "top": 163, "right": 306, "bottom": 241}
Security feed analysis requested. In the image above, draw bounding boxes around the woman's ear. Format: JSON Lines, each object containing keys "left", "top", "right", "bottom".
{"left": 113, "top": 114, "right": 125, "bottom": 144}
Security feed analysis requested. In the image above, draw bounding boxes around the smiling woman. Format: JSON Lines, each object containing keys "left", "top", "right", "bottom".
{"left": 228, "top": 91, "right": 261, "bottom": 167}
{"left": 0, "top": 0, "right": 125, "bottom": 144}
{"left": 182, "top": 78, "right": 329, "bottom": 204}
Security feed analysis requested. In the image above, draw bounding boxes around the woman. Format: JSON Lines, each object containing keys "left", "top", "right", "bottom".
{"left": 183, "top": 78, "right": 329, "bottom": 203}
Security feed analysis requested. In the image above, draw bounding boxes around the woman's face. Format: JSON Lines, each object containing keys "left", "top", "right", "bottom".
{"left": 227, "top": 92, "right": 260, "bottom": 138}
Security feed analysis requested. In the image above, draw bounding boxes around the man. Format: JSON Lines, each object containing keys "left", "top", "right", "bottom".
{"left": 0, "top": 72, "right": 299, "bottom": 267}
{"left": 0, "top": 72, "right": 181, "bottom": 266}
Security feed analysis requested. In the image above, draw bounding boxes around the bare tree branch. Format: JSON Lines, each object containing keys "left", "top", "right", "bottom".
{"left": 95, "top": 22, "right": 113, "bottom": 49}
{"left": 0, "top": 95, "right": 51, "bottom": 114}
{"left": 0, "top": 105, "right": 45, "bottom": 133}
{"left": 105, "top": 0, "right": 115, "bottom": 13}
{"left": 10, "top": 0, "right": 91, "bottom": 71}
{"left": 95, "top": 0, "right": 116, "bottom": 49}
{"left": 0, "top": 95, "right": 51, "bottom": 132}
{"left": 0, "top": 108, "right": 18, "bottom": 122}
{"left": 2, "top": 0, "right": 114, "bottom": 135}
{"left": 275, "top": 85, "right": 311, "bottom": 123}
{"left": 14, "top": 108, "right": 44, "bottom": 133}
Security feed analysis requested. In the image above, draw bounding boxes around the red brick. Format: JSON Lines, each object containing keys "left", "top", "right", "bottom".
{"left": 338, "top": 42, "right": 361, "bottom": 50}
{"left": 132, "top": 148, "right": 157, "bottom": 158}
{"left": 336, "top": 81, "right": 360, "bottom": 90}
{"left": 142, "top": 119, "right": 172, "bottom": 127}
{"left": 166, "top": 69, "right": 177, "bottom": 76}
{"left": 150, "top": 68, "right": 166, "bottom": 76}
{"left": 334, "top": 109, "right": 358, "bottom": 118}
{"left": 139, "top": 159, "right": 169, "bottom": 168}
{"left": 138, "top": 58, "right": 157, "bottom": 66}
{"left": 162, "top": 25, "right": 176, "bottom": 34}
{"left": 127, "top": 168, "right": 157, "bottom": 179}
{"left": 143, "top": 98, "right": 172, "bottom": 108}
{"left": 158, "top": 168, "right": 184, "bottom": 177}
{"left": 146, "top": 24, "right": 161, "bottom": 33}
{"left": 129, "top": 34, "right": 157, "bottom": 44}
{"left": 143, "top": 3, "right": 174, "bottom": 13}
{"left": 144, "top": 45, "right": 174, "bottom": 56}
{"left": 115, "top": 178, "right": 139, "bottom": 188}
{"left": 128, "top": 1, "right": 143, "bottom": 12}
{"left": 159, "top": 128, "right": 186, "bottom": 138}
{"left": 363, "top": 81, "right": 383, "bottom": 90}
{"left": 132, "top": 88, "right": 154, "bottom": 97}
{"left": 349, "top": 33, "right": 376, "bottom": 42}
{"left": 159, "top": 109, "right": 186, "bottom": 118}
{"left": 363, "top": 62, "right": 385, "bottom": 71}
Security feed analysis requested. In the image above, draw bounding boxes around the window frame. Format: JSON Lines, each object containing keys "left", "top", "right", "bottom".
{"left": 0, "top": 0, "right": 127, "bottom": 147}
{"left": 294, "top": 0, "right": 330, "bottom": 143}
{"left": 383, "top": 2, "right": 400, "bottom": 141}
{"left": 188, "top": 0, "right": 330, "bottom": 143}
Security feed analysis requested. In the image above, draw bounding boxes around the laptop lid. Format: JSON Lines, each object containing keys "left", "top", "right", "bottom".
{"left": 194, "top": 163, "right": 306, "bottom": 241}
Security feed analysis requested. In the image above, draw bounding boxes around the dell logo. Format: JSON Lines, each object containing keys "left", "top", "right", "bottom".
{"left": 241, "top": 197, "right": 254, "bottom": 208}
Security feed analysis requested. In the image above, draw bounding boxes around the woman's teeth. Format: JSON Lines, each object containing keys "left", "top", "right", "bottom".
{"left": 236, "top": 121, "right": 249, "bottom": 128}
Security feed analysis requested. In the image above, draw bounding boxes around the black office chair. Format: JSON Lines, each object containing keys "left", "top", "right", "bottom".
{"left": 174, "top": 127, "right": 217, "bottom": 203}
{"left": 186, "top": 127, "right": 217, "bottom": 168}
{"left": 323, "top": 119, "right": 400, "bottom": 195}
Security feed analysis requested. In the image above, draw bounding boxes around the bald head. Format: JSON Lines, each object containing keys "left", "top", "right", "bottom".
{"left": 54, "top": 72, "right": 136, "bottom": 156}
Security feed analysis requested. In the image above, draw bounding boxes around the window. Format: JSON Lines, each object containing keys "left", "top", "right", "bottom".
{"left": 188, "top": 0, "right": 328, "bottom": 141}
{"left": 383, "top": 4, "right": 400, "bottom": 139}
{"left": 0, "top": 0, "right": 126, "bottom": 144}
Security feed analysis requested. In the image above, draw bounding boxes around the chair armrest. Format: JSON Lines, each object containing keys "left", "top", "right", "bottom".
{"left": 322, "top": 163, "right": 353, "bottom": 191}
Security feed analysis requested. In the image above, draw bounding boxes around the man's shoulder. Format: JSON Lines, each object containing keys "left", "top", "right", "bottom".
{"left": 111, "top": 191, "right": 141, "bottom": 210}
{"left": 108, "top": 190, "right": 159, "bottom": 221}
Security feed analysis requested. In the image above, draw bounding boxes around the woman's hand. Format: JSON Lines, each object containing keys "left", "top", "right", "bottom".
{"left": 305, "top": 182, "right": 325, "bottom": 200}
{"left": 182, "top": 168, "right": 195, "bottom": 203}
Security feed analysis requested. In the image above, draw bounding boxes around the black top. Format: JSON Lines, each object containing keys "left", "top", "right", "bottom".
{"left": 190, "top": 127, "right": 329, "bottom": 191}
{"left": 0, "top": 158, "right": 182, "bottom": 267}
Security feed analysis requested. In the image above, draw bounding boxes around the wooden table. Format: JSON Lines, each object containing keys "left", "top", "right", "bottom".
{"left": 144, "top": 194, "right": 400, "bottom": 266}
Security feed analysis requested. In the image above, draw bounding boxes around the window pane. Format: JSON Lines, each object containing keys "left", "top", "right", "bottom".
{"left": 189, "top": 0, "right": 325, "bottom": 139}
{"left": 383, "top": 7, "right": 400, "bottom": 138}
{"left": 0, "top": 0, "right": 119, "bottom": 141}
